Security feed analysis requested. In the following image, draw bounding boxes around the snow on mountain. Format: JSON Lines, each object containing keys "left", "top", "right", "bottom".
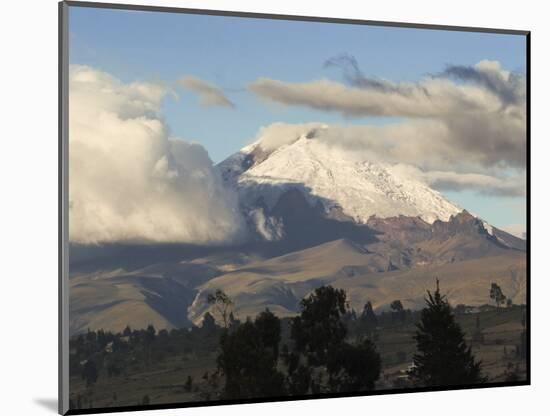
{"left": 218, "top": 126, "right": 462, "bottom": 226}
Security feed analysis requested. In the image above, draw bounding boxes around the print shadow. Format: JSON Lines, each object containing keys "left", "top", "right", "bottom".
{"left": 33, "top": 398, "right": 57, "bottom": 413}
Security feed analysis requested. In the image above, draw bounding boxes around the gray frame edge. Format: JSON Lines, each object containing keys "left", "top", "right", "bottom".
{"left": 64, "top": 0, "right": 530, "bottom": 35}
{"left": 59, "top": 1, "right": 70, "bottom": 415}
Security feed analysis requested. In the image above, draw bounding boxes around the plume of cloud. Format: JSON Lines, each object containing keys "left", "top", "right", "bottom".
{"left": 252, "top": 122, "right": 327, "bottom": 153}
{"left": 324, "top": 53, "right": 406, "bottom": 93}
{"left": 299, "top": 121, "right": 524, "bottom": 172}
{"left": 178, "top": 76, "right": 235, "bottom": 108}
{"left": 69, "top": 65, "right": 245, "bottom": 244}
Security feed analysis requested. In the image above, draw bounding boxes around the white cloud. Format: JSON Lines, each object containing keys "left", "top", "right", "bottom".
{"left": 249, "top": 207, "right": 284, "bottom": 241}
{"left": 252, "top": 122, "right": 327, "bottom": 153}
{"left": 69, "top": 65, "right": 246, "bottom": 244}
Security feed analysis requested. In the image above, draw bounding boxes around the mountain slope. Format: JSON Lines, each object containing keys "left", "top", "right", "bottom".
{"left": 188, "top": 235, "right": 526, "bottom": 325}
{"left": 69, "top": 262, "right": 220, "bottom": 335}
{"left": 70, "top": 210, "right": 526, "bottom": 333}
{"left": 219, "top": 127, "right": 462, "bottom": 226}
{"left": 188, "top": 210, "right": 526, "bottom": 325}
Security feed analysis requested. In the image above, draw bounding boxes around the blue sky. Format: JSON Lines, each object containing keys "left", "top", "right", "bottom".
{"left": 68, "top": 6, "right": 527, "bottom": 231}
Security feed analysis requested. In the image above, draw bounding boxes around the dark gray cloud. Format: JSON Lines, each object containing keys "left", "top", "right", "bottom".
{"left": 438, "top": 61, "right": 525, "bottom": 106}
{"left": 324, "top": 54, "right": 412, "bottom": 94}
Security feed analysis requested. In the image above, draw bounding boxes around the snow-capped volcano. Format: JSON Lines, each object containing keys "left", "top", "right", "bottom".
{"left": 218, "top": 126, "right": 462, "bottom": 225}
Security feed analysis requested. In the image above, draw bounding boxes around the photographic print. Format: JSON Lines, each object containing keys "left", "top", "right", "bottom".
{"left": 60, "top": 2, "right": 529, "bottom": 414}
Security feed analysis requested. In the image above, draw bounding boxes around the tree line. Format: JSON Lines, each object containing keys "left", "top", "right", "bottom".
{"left": 70, "top": 280, "right": 511, "bottom": 408}
{"left": 214, "top": 281, "right": 486, "bottom": 399}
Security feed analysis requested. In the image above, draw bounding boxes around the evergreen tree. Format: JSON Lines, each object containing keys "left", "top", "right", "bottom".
{"left": 390, "top": 299, "right": 406, "bottom": 323}
{"left": 123, "top": 326, "right": 132, "bottom": 337}
{"left": 360, "top": 301, "right": 378, "bottom": 328}
{"left": 410, "top": 280, "right": 486, "bottom": 386}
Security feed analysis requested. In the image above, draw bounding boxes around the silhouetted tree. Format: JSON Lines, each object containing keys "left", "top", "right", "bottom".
{"left": 290, "top": 286, "right": 381, "bottom": 392}
{"left": 291, "top": 286, "right": 348, "bottom": 366}
{"left": 409, "top": 280, "right": 486, "bottom": 386}
{"left": 490, "top": 283, "right": 506, "bottom": 308}
{"left": 201, "top": 312, "right": 218, "bottom": 333}
{"left": 145, "top": 325, "right": 156, "bottom": 341}
{"left": 390, "top": 300, "right": 405, "bottom": 323}
{"left": 228, "top": 311, "right": 240, "bottom": 329}
{"left": 184, "top": 375, "right": 193, "bottom": 392}
{"left": 82, "top": 360, "right": 98, "bottom": 387}
{"left": 217, "top": 309, "right": 285, "bottom": 399}
{"left": 360, "top": 301, "right": 378, "bottom": 328}
{"left": 255, "top": 309, "right": 282, "bottom": 360}
{"left": 326, "top": 339, "right": 381, "bottom": 391}
{"left": 472, "top": 314, "right": 484, "bottom": 344}
{"left": 281, "top": 343, "right": 312, "bottom": 395}
{"left": 390, "top": 300, "right": 404, "bottom": 312}
{"left": 123, "top": 326, "right": 132, "bottom": 337}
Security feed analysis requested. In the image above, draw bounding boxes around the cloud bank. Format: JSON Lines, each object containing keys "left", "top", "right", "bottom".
{"left": 69, "top": 65, "right": 245, "bottom": 244}
{"left": 177, "top": 76, "right": 235, "bottom": 108}
{"left": 249, "top": 59, "right": 526, "bottom": 171}
{"left": 249, "top": 122, "right": 525, "bottom": 198}
{"left": 248, "top": 59, "right": 526, "bottom": 200}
